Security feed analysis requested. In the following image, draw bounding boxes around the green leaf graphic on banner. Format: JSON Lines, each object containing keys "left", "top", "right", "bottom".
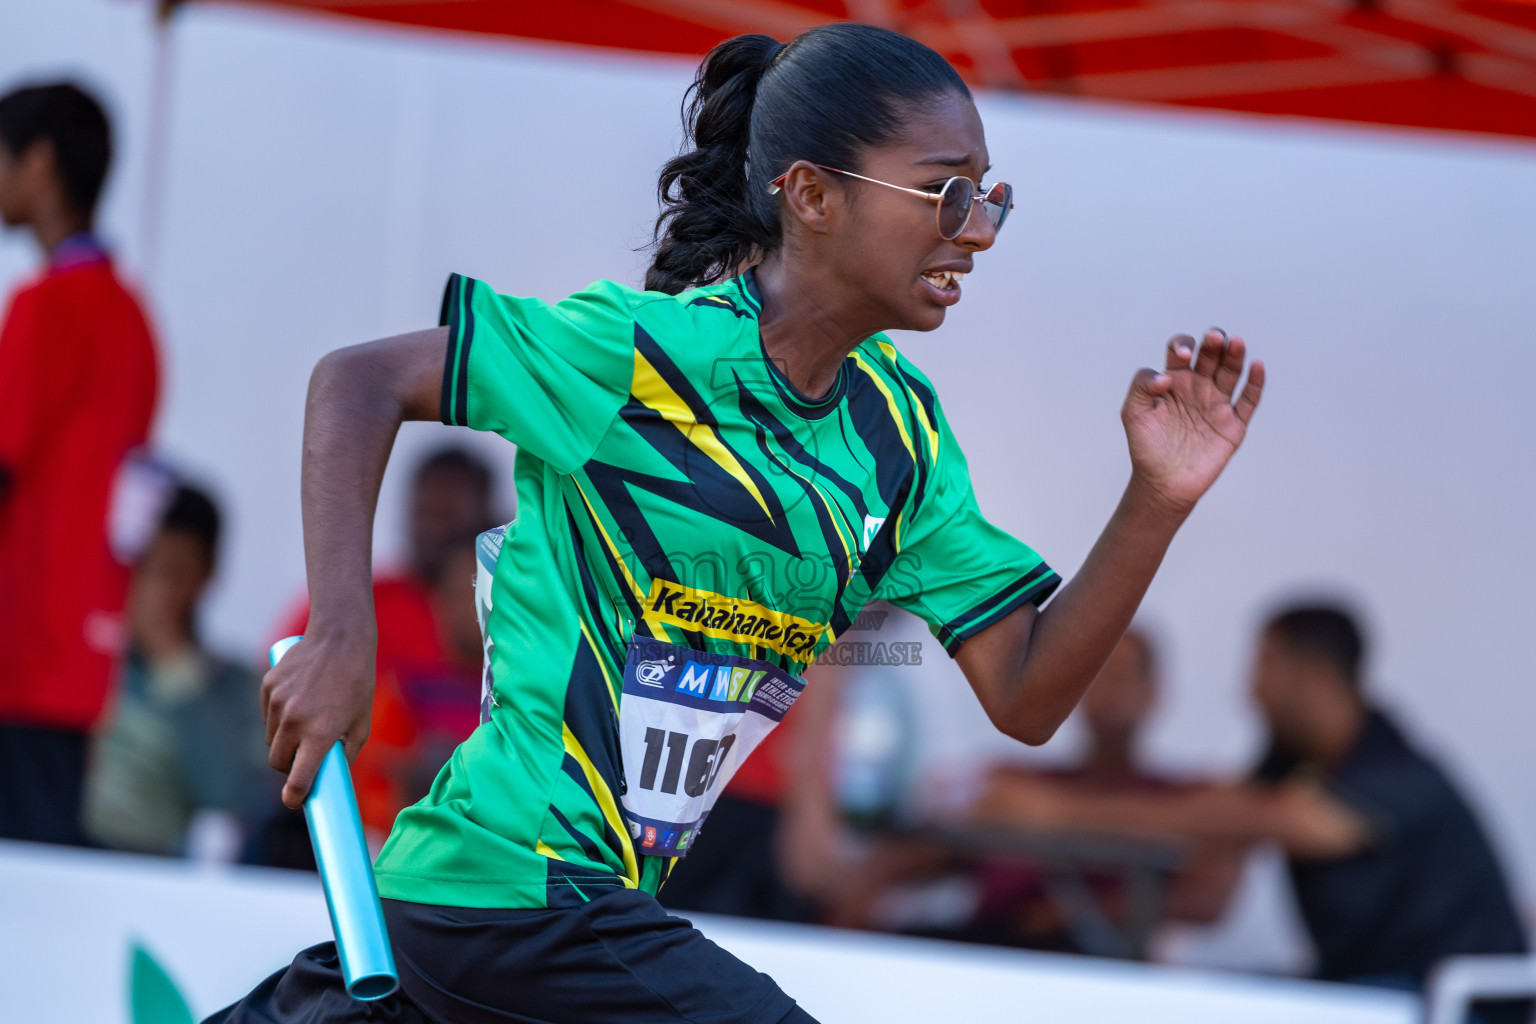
{"left": 130, "top": 941, "right": 194, "bottom": 1024}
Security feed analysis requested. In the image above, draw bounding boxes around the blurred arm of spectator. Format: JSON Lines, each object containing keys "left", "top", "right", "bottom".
{"left": 971, "top": 773, "right": 1372, "bottom": 861}
{"left": 970, "top": 616, "right": 1376, "bottom": 864}
{"left": 1159, "top": 839, "right": 1249, "bottom": 925}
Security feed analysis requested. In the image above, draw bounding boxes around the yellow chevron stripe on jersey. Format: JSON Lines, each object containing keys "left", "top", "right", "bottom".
{"left": 874, "top": 340, "right": 938, "bottom": 456}
{"left": 536, "top": 840, "right": 564, "bottom": 860}
{"left": 562, "top": 723, "right": 639, "bottom": 888}
{"left": 631, "top": 348, "right": 776, "bottom": 525}
{"left": 910, "top": 395, "right": 939, "bottom": 462}
{"left": 572, "top": 478, "right": 647, "bottom": 604}
{"left": 850, "top": 351, "right": 916, "bottom": 463}
{"left": 773, "top": 449, "right": 853, "bottom": 576}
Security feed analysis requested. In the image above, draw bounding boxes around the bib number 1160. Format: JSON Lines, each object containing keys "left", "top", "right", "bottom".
{"left": 637, "top": 728, "right": 736, "bottom": 798}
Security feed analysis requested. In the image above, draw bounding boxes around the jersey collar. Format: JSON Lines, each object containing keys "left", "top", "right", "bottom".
{"left": 740, "top": 266, "right": 848, "bottom": 420}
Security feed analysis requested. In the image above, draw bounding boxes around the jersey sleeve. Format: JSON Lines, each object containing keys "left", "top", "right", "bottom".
{"left": 438, "top": 274, "right": 636, "bottom": 474}
{"left": 875, "top": 394, "right": 1061, "bottom": 656}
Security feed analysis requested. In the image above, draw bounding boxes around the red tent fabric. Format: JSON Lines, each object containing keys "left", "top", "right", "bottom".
{"left": 198, "top": 1, "right": 1536, "bottom": 141}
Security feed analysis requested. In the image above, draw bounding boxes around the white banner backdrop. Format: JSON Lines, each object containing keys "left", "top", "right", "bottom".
{"left": 0, "top": 840, "right": 1417, "bottom": 1024}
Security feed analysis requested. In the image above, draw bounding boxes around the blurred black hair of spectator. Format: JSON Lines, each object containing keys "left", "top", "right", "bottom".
{"left": 1266, "top": 604, "right": 1363, "bottom": 687}
{"left": 0, "top": 82, "right": 112, "bottom": 220}
{"left": 409, "top": 445, "right": 496, "bottom": 586}
{"left": 163, "top": 484, "right": 220, "bottom": 557}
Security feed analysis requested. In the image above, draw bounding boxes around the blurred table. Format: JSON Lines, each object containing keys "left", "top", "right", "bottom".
{"left": 887, "top": 823, "right": 1189, "bottom": 960}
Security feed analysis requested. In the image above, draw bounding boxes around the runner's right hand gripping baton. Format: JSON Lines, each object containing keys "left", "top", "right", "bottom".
{"left": 269, "top": 636, "right": 399, "bottom": 1001}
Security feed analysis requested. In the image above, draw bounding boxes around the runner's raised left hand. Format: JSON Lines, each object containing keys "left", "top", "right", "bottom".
{"left": 1121, "top": 328, "right": 1265, "bottom": 514}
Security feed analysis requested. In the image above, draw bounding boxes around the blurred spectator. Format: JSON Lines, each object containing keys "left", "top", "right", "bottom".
{"left": 967, "top": 629, "right": 1240, "bottom": 950}
{"left": 1021, "top": 626, "right": 1163, "bottom": 786}
{"left": 81, "top": 485, "right": 266, "bottom": 858}
{"left": 792, "top": 627, "right": 1231, "bottom": 950}
{"left": 264, "top": 446, "right": 497, "bottom": 849}
{"left": 1251, "top": 606, "right": 1529, "bottom": 986}
{"left": 0, "top": 82, "right": 159, "bottom": 845}
{"left": 975, "top": 604, "right": 1530, "bottom": 990}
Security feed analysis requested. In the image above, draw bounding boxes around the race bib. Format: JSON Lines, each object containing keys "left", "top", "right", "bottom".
{"left": 618, "top": 636, "right": 804, "bottom": 858}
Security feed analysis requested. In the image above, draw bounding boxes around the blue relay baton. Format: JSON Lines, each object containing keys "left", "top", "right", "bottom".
{"left": 269, "top": 636, "right": 399, "bottom": 1001}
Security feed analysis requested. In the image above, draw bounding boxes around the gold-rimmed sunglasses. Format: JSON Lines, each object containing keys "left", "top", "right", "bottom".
{"left": 767, "top": 165, "right": 1013, "bottom": 241}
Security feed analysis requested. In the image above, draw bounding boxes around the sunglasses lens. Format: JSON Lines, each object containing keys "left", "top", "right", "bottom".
{"left": 982, "top": 182, "right": 1013, "bottom": 233}
{"left": 937, "top": 177, "right": 972, "bottom": 240}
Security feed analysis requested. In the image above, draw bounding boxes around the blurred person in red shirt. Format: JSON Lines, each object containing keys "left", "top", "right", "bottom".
{"left": 270, "top": 447, "right": 498, "bottom": 845}
{"left": 0, "top": 82, "right": 159, "bottom": 846}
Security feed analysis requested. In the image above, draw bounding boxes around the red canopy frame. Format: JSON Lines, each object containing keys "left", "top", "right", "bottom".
{"left": 191, "top": 0, "right": 1536, "bottom": 142}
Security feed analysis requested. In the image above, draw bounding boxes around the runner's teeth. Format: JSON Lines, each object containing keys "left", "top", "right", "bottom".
{"left": 922, "top": 271, "right": 966, "bottom": 289}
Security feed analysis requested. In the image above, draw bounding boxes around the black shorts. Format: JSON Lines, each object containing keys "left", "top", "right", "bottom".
{"left": 203, "top": 888, "right": 817, "bottom": 1024}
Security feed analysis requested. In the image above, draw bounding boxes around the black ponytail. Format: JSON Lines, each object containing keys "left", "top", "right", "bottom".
{"left": 646, "top": 24, "right": 970, "bottom": 295}
{"left": 646, "top": 34, "right": 781, "bottom": 295}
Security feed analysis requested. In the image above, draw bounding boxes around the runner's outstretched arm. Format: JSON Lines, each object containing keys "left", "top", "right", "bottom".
{"left": 957, "top": 329, "right": 1264, "bottom": 745}
{"left": 261, "top": 326, "right": 448, "bottom": 807}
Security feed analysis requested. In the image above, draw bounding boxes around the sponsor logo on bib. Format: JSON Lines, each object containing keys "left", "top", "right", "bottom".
{"left": 635, "top": 657, "right": 674, "bottom": 687}
{"left": 672, "top": 662, "right": 768, "bottom": 704}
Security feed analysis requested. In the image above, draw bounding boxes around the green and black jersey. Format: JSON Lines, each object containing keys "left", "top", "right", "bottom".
{"left": 373, "top": 269, "right": 1059, "bottom": 910}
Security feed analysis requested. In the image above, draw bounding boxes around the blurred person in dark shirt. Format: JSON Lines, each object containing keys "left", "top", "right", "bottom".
{"left": 975, "top": 604, "right": 1529, "bottom": 991}
{"left": 1250, "top": 606, "right": 1528, "bottom": 985}
{"left": 267, "top": 446, "right": 498, "bottom": 846}
{"left": 81, "top": 485, "right": 266, "bottom": 857}
{"left": 0, "top": 81, "right": 159, "bottom": 845}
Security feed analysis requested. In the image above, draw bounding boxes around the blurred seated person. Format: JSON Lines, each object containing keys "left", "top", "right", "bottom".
{"left": 81, "top": 485, "right": 266, "bottom": 858}
{"left": 266, "top": 446, "right": 498, "bottom": 848}
{"left": 974, "top": 604, "right": 1529, "bottom": 990}
{"left": 967, "top": 628, "right": 1241, "bottom": 949}
{"left": 808, "top": 627, "right": 1233, "bottom": 948}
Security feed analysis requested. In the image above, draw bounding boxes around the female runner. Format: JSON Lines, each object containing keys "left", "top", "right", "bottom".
{"left": 214, "top": 22, "right": 1263, "bottom": 1024}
